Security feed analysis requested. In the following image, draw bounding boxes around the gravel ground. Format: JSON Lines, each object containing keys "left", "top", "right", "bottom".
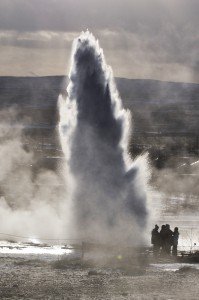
{"left": 0, "top": 256, "right": 199, "bottom": 300}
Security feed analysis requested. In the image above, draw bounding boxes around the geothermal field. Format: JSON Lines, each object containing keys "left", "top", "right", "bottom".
{"left": 0, "top": 31, "right": 198, "bottom": 299}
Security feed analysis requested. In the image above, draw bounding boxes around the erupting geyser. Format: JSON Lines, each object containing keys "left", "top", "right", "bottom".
{"left": 59, "top": 31, "right": 148, "bottom": 244}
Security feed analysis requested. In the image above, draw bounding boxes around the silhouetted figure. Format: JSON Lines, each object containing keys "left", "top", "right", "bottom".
{"left": 164, "top": 224, "right": 173, "bottom": 255}
{"left": 172, "top": 227, "right": 179, "bottom": 256}
{"left": 151, "top": 225, "right": 161, "bottom": 256}
{"left": 160, "top": 224, "right": 166, "bottom": 254}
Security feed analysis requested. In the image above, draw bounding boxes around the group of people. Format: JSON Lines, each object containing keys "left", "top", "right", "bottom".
{"left": 151, "top": 224, "right": 179, "bottom": 256}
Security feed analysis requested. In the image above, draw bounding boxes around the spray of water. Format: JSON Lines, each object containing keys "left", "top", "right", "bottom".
{"left": 59, "top": 31, "right": 149, "bottom": 244}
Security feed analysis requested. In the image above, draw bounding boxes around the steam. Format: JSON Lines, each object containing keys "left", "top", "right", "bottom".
{"left": 0, "top": 32, "right": 149, "bottom": 245}
{"left": 0, "top": 108, "right": 70, "bottom": 240}
{"left": 59, "top": 31, "right": 149, "bottom": 244}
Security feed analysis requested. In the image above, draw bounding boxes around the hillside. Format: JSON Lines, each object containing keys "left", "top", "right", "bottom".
{"left": 0, "top": 76, "right": 198, "bottom": 169}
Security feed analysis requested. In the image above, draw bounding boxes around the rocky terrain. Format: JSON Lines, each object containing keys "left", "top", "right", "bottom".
{"left": 0, "top": 255, "right": 199, "bottom": 299}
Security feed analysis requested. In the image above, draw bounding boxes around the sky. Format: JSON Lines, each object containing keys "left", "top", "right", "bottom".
{"left": 0, "top": 0, "right": 198, "bottom": 83}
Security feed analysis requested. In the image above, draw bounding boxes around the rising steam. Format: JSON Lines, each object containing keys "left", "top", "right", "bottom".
{"left": 0, "top": 108, "right": 70, "bottom": 240}
{"left": 59, "top": 31, "right": 149, "bottom": 244}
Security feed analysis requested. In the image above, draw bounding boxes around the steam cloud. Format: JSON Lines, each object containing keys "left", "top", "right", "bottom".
{"left": 0, "top": 32, "right": 149, "bottom": 245}
{"left": 59, "top": 31, "right": 149, "bottom": 244}
{"left": 0, "top": 108, "right": 70, "bottom": 240}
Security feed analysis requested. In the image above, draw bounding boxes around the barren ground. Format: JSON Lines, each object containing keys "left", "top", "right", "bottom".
{"left": 0, "top": 256, "right": 199, "bottom": 300}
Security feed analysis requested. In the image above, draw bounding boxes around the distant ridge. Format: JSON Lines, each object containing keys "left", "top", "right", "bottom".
{"left": 1, "top": 75, "right": 199, "bottom": 85}
{"left": 0, "top": 76, "right": 198, "bottom": 170}
{"left": 0, "top": 76, "right": 198, "bottom": 136}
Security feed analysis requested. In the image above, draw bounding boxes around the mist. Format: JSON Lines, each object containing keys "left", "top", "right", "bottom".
{"left": 0, "top": 108, "right": 71, "bottom": 241}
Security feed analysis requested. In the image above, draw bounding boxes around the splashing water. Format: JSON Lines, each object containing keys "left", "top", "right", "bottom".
{"left": 59, "top": 31, "right": 149, "bottom": 244}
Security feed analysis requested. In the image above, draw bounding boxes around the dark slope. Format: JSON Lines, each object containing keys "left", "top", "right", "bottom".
{"left": 0, "top": 76, "right": 198, "bottom": 169}
{"left": 0, "top": 76, "right": 198, "bottom": 134}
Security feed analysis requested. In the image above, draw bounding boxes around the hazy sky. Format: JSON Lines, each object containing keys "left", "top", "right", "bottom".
{"left": 0, "top": 0, "right": 198, "bottom": 83}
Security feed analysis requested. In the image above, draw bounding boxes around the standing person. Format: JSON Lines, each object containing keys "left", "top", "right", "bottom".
{"left": 151, "top": 225, "right": 161, "bottom": 256}
{"left": 160, "top": 225, "right": 166, "bottom": 254}
{"left": 172, "top": 227, "right": 179, "bottom": 256}
{"left": 164, "top": 224, "right": 173, "bottom": 255}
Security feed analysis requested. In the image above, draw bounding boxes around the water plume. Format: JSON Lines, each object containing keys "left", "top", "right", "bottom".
{"left": 59, "top": 31, "right": 149, "bottom": 244}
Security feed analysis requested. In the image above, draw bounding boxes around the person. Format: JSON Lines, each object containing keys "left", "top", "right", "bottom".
{"left": 151, "top": 225, "right": 161, "bottom": 256}
{"left": 172, "top": 227, "right": 179, "bottom": 256}
{"left": 160, "top": 224, "right": 166, "bottom": 254}
{"left": 164, "top": 224, "right": 173, "bottom": 255}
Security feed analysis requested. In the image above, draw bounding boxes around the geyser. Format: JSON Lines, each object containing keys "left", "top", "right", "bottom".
{"left": 59, "top": 31, "right": 148, "bottom": 244}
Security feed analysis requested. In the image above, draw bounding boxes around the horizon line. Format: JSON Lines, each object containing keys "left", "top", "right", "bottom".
{"left": 0, "top": 75, "right": 198, "bottom": 86}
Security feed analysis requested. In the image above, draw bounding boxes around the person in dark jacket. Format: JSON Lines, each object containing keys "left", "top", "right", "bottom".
{"left": 172, "top": 227, "right": 179, "bottom": 256}
{"left": 164, "top": 224, "right": 173, "bottom": 255}
{"left": 151, "top": 225, "right": 161, "bottom": 256}
{"left": 160, "top": 224, "right": 166, "bottom": 254}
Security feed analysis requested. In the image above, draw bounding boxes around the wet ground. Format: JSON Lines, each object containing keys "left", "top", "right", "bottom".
{"left": 0, "top": 252, "right": 199, "bottom": 300}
